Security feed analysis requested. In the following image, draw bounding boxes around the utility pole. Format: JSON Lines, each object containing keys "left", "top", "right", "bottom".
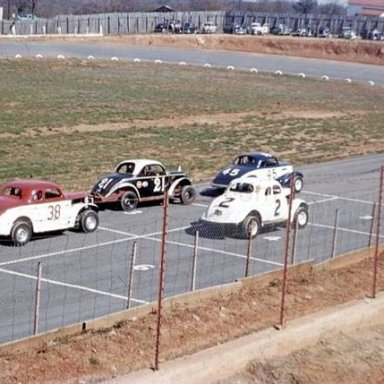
{"left": 7, "top": 0, "right": 11, "bottom": 19}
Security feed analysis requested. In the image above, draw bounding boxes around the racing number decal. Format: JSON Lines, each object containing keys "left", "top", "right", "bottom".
{"left": 268, "top": 169, "right": 277, "bottom": 179}
{"left": 153, "top": 177, "right": 164, "bottom": 193}
{"left": 219, "top": 197, "right": 235, "bottom": 208}
{"left": 48, "top": 205, "right": 61, "bottom": 220}
{"left": 98, "top": 178, "right": 113, "bottom": 190}
{"left": 222, "top": 168, "right": 240, "bottom": 177}
{"left": 274, "top": 199, "right": 281, "bottom": 217}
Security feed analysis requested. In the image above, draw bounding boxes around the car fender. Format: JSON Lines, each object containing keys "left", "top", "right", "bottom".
{"left": 290, "top": 199, "right": 308, "bottom": 222}
{"left": 276, "top": 171, "right": 303, "bottom": 187}
{"left": 0, "top": 212, "right": 33, "bottom": 236}
{"left": 106, "top": 182, "right": 141, "bottom": 200}
{"left": 202, "top": 193, "right": 254, "bottom": 225}
{"left": 168, "top": 177, "right": 191, "bottom": 197}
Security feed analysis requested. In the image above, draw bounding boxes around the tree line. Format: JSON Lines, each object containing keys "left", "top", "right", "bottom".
{"left": 0, "top": 0, "right": 346, "bottom": 19}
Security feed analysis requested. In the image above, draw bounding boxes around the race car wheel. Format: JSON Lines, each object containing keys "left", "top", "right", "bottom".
{"left": 293, "top": 205, "right": 309, "bottom": 229}
{"left": 294, "top": 176, "right": 304, "bottom": 193}
{"left": 121, "top": 191, "right": 138, "bottom": 211}
{"left": 80, "top": 210, "right": 99, "bottom": 233}
{"left": 241, "top": 215, "right": 261, "bottom": 239}
{"left": 11, "top": 220, "right": 32, "bottom": 246}
{"left": 180, "top": 185, "right": 196, "bottom": 205}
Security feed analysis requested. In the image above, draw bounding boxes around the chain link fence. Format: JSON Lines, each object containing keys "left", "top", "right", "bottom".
{"left": 1, "top": 11, "right": 384, "bottom": 36}
{"left": 0, "top": 165, "right": 383, "bottom": 348}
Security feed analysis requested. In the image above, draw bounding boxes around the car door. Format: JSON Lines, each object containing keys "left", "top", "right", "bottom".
{"left": 271, "top": 184, "right": 288, "bottom": 223}
{"left": 137, "top": 164, "right": 166, "bottom": 200}
{"left": 33, "top": 188, "right": 71, "bottom": 232}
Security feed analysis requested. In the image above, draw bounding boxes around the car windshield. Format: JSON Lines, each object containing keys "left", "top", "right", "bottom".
{"left": 229, "top": 182, "right": 254, "bottom": 193}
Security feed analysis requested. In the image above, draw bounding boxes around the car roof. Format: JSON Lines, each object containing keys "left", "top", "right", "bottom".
{"left": 235, "top": 152, "right": 274, "bottom": 160}
{"left": 4, "top": 179, "right": 60, "bottom": 190}
{"left": 115, "top": 159, "right": 164, "bottom": 174}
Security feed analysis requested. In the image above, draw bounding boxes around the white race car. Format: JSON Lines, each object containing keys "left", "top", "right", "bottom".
{"left": 201, "top": 177, "right": 309, "bottom": 238}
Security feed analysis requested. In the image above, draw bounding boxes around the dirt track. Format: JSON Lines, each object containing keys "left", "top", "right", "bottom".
{"left": 99, "top": 34, "right": 384, "bottom": 66}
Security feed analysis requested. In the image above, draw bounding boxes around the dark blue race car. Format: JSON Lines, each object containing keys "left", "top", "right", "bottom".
{"left": 211, "top": 152, "right": 304, "bottom": 193}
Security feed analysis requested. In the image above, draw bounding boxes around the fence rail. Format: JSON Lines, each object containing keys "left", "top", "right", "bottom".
{"left": 1, "top": 11, "right": 384, "bottom": 36}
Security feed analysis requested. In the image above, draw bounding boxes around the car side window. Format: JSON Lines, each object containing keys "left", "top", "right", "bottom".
{"left": 33, "top": 190, "right": 43, "bottom": 201}
{"left": 45, "top": 188, "right": 62, "bottom": 200}
{"left": 265, "top": 158, "right": 278, "bottom": 168}
{"left": 117, "top": 163, "right": 135, "bottom": 174}
{"left": 150, "top": 165, "right": 165, "bottom": 176}
{"left": 273, "top": 185, "right": 281, "bottom": 195}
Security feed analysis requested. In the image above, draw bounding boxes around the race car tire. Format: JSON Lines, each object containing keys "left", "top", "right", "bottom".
{"left": 80, "top": 209, "right": 99, "bottom": 233}
{"left": 121, "top": 190, "right": 139, "bottom": 211}
{"left": 293, "top": 205, "right": 309, "bottom": 229}
{"left": 180, "top": 185, "right": 196, "bottom": 205}
{"left": 294, "top": 176, "right": 304, "bottom": 193}
{"left": 241, "top": 215, "right": 261, "bottom": 239}
{"left": 11, "top": 220, "right": 32, "bottom": 246}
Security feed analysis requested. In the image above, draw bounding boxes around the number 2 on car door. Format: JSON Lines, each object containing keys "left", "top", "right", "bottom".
{"left": 274, "top": 199, "right": 281, "bottom": 216}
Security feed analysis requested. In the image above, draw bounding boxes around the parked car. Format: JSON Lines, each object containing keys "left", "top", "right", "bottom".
{"left": 89, "top": 159, "right": 196, "bottom": 211}
{"left": 0, "top": 180, "right": 99, "bottom": 246}
{"left": 291, "top": 27, "right": 314, "bottom": 37}
{"left": 316, "top": 26, "right": 330, "bottom": 38}
{"left": 223, "top": 22, "right": 247, "bottom": 35}
{"left": 154, "top": 21, "right": 172, "bottom": 33}
{"left": 201, "top": 178, "right": 309, "bottom": 238}
{"left": 211, "top": 152, "right": 304, "bottom": 193}
{"left": 338, "top": 27, "right": 357, "bottom": 39}
{"left": 270, "top": 24, "right": 292, "bottom": 35}
{"left": 361, "top": 28, "right": 383, "bottom": 40}
{"left": 247, "top": 22, "right": 270, "bottom": 35}
{"left": 181, "top": 22, "right": 198, "bottom": 34}
{"left": 201, "top": 22, "right": 217, "bottom": 34}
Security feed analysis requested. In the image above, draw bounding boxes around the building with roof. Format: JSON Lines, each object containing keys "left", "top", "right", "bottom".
{"left": 347, "top": 0, "right": 384, "bottom": 16}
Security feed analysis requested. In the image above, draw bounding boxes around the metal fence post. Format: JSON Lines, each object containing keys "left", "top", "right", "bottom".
{"left": 154, "top": 191, "right": 168, "bottom": 371}
{"left": 245, "top": 233, "right": 252, "bottom": 278}
{"left": 372, "top": 165, "right": 383, "bottom": 299}
{"left": 279, "top": 177, "right": 295, "bottom": 327}
{"left": 33, "top": 262, "right": 42, "bottom": 335}
{"left": 191, "top": 230, "right": 199, "bottom": 291}
{"left": 331, "top": 208, "right": 339, "bottom": 259}
{"left": 368, "top": 202, "right": 377, "bottom": 248}
{"left": 290, "top": 219, "right": 298, "bottom": 265}
{"left": 126, "top": 241, "right": 137, "bottom": 309}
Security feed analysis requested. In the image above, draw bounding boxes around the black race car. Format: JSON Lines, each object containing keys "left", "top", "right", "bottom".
{"left": 90, "top": 159, "right": 196, "bottom": 211}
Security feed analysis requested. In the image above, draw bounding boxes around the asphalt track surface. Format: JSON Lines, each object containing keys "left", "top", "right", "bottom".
{"left": 0, "top": 39, "right": 384, "bottom": 85}
{"left": 0, "top": 153, "right": 383, "bottom": 344}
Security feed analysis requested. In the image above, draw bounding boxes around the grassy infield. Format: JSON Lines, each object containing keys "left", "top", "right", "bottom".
{"left": 0, "top": 59, "right": 383, "bottom": 190}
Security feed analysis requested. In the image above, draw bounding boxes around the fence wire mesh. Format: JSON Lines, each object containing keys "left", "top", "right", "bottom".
{"left": 0, "top": 165, "right": 383, "bottom": 346}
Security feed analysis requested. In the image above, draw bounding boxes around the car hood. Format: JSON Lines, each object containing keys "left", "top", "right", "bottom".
{"left": 90, "top": 173, "right": 132, "bottom": 196}
{"left": 202, "top": 192, "right": 253, "bottom": 224}
{"left": 0, "top": 196, "right": 24, "bottom": 215}
{"left": 212, "top": 165, "right": 254, "bottom": 186}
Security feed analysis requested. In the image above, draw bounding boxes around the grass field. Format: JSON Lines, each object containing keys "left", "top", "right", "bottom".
{"left": 0, "top": 59, "right": 383, "bottom": 190}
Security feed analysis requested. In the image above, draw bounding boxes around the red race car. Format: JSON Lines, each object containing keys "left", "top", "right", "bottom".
{"left": 0, "top": 179, "right": 99, "bottom": 246}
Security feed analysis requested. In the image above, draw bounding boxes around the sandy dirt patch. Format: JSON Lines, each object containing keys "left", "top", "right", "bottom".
{"left": 0, "top": 251, "right": 383, "bottom": 384}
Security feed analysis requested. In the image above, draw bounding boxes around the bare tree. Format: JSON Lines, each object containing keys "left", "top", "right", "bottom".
{"left": 292, "top": 0, "right": 318, "bottom": 14}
